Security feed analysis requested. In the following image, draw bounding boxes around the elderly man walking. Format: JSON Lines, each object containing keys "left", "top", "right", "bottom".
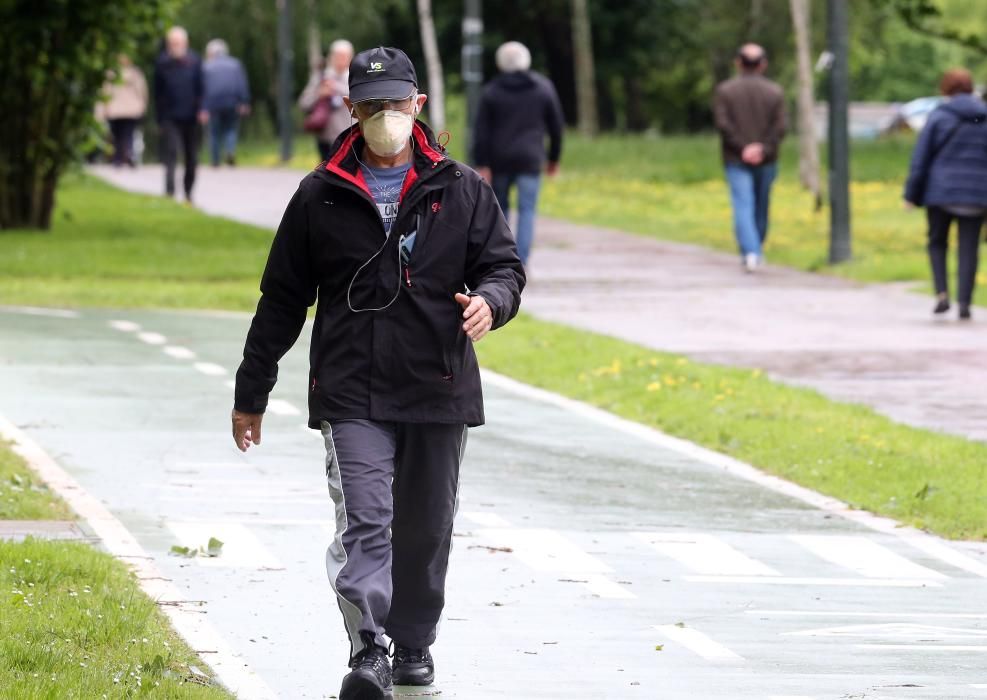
{"left": 472, "top": 41, "right": 564, "bottom": 267}
{"left": 202, "top": 39, "right": 251, "bottom": 167}
{"left": 154, "top": 26, "right": 204, "bottom": 202}
{"left": 714, "top": 43, "right": 786, "bottom": 272}
{"left": 232, "top": 47, "right": 524, "bottom": 700}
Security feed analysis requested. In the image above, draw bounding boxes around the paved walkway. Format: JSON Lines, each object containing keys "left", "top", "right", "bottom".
{"left": 92, "top": 163, "right": 987, "bottom": 442}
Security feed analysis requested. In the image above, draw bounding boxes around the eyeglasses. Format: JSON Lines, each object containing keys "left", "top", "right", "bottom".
{"left": 353, "top": 93, "right": 417, "bottom": 118}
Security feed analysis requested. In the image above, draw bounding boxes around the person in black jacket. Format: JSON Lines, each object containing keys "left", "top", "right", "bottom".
{"left": 154, "top": 27, "right": 204, "bottom": 202}
{"left": 472, "top": 41, "right": 564, "bottom": 267}
{"left": 904, "top": 68, "right": 987, "bottom": 320}
{"left": 232, "top": 47, "right": 524, "bottom": 700}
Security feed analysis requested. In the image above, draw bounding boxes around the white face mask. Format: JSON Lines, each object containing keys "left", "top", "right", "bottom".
{"left": 361, "top": 109, "right": 415, "bottom": 157}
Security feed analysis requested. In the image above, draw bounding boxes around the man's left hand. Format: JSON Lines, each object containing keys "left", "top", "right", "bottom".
{"left": 455, "top": 293, "right": 494, "bottom": 342}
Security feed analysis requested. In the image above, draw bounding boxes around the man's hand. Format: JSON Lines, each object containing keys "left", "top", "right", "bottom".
{"left": 546, "top": 161, "right": 560, "bottom": 177}
{"left": 198, "top": 110, "right": 210, "bottom": 125}
{"left": 455, "top": 293, "right": 494, "bottom": 342}
{"left": 232, "top": 409, "right": 263, "bottom": 452}
{"left": 476, "top": 167, "right": 493, "bottom": 185}
{"left": 903, "top": 199, "right": 916, "bottom": 211}
{"left": 238, "top": 103, "right": 251, "bottom": 117}
{"left": 741, "top": 143, "right": 765, "bottom": 165}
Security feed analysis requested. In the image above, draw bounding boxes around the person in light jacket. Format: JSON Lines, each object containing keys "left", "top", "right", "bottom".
{"left": 101, "top": 55, "right": 148, "bottom": 167}
{"left": 904, "top": 68, "right": 987, "bottom": 321}
{"left": 203, "top": 39, "right": 251, "bottom": 167}
{"left": 299, "top": 39, "right": 355, "bottom": 160}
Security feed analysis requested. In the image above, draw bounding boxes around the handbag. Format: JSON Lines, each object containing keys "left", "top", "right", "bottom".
{"left": 303, "top": 97, "right": 331, "bottom": 134}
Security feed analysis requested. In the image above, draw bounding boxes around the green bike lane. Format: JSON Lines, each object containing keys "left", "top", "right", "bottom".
{"left": 2, "top": 305, "right": 987, "bottom": 699}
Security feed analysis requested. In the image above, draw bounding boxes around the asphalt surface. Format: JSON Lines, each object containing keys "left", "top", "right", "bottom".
{"left": 92, "top": 163, "right": 987, "bottom": 443}
{"left": 3, "top": 305, "right": 987, "bottom": 699}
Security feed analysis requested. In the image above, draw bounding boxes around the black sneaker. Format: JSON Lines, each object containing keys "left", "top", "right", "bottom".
{"left": 392, "top": 645, "right": 434, "bottom": 686}
{"left": 340, "top": 641, "right": 392, "bottom": 700}
{"left": 934, "top": 297, "right": 951, "bottom": 315}
{"left": 959, "top": 305, "right": 972, "bottom": 321}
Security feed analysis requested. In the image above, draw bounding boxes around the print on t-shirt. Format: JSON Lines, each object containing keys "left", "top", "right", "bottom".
{"left": 361, "top": 162, "right": 412, "bottom": 236}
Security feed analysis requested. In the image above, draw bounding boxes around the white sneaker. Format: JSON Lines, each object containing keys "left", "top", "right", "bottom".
{"left": 744, "top": 253, "right": 760, "bottom": 273}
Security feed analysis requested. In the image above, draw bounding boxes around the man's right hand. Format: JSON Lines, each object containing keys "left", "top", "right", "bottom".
{"left": 476, "top": 166, "right": 493, "bottom": 184}
{"left": 741, "top": 143, "right": 765, "bottom": 165}
{"left": 232, "top": 409, "right": 263, "bottom": 452}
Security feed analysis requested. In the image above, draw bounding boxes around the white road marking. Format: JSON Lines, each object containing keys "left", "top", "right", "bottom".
{"left": 899, "top": 535, "right": 987, "bottom": 578}
{"left": 791, "top": 535, "right": 947, "bottom": 580}
{"left": 225, "top": 379, "right": 237, "bottom": 390}
{"left": 461, "top": 511, "right": 512, "bottom": 528}
{"left": 167, "top": 521, "right": 282, "bottom": 569}
{"left": 971, "top": 684, "right": 987, "bottom": 688}
{"left": 654, "top": 624, "right": 744, "bottom": 661}
{"left": 686, "top": 575, "right": 942, "bottom": 588}
{"left": 0, "top": 416, "right": 277, "bottom": 699}
{"left": 137, "top": 331, "right": 167, "bottom": 345}
{"left": 477, "top": 527, "right": 635, "bottom": 599}
{"left": 194, "top": 362, "right": 227, "bottom": 376}
{"left": 786, "top": 623, "right": 987, "bottom": 639}
{"left": 163, "top": 345, "right": 196, "bottom": 360}
{"left": 633, "top": 532, "right": 778, "bottom": 576}
{"left": 480, "top": 370, "right": 987, "bottom": 572}
{"left": 108, "top": 319, "right": 140, "bottom": 331}
{"left": 768, "top": 696, "right": 815, "bottom": 700}
{"left": 748, "top": 610, "right": 987, "bottom": 620}
{"left": 266, "top": 399, "right": 301, "bottom": 416}
{"left": 856, "top": 644, "right": 987, "bottom": 652}
{"left": 1, "top": 305, "right": 79, "bottom": 318}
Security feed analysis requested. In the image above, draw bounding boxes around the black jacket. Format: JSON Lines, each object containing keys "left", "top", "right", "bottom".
{"left": 472, "top": 71, "right": 564, "bottom": 173}
{"left": 235, "top": 122, "right": 525, "bottom": 427}
{"left": 154, "top": 51, "right": 203, "bottom": 123}
{"left": 904, "top": 94, "right": 987, "bottom": 207}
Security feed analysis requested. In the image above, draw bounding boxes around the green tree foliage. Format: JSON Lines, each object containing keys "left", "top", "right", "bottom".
{"left": 0, "top": 0, "right": 178, "bottom": 230}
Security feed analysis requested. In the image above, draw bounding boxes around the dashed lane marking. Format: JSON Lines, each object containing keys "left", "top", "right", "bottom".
{"left": 163, "top": 345, "right": 196, "bottom": 360}
{"left": 686, "top": 575, "right": 942, "bottom": 588}
{"left": 137, "top": 331, "right": 167, "bottom": 345}
{"left": 194, "top": 362, "right": 228, "bottom": 376}
{"left": 108, "top": 319, "right": 140, "bottom": 332}
{"left": 461, "top": 511, "right": 512, "bottom": 528}
{"left": 266, "top": 399, "right": 301, "bottom": 416}
{"left": 899, "top": 535, "right": 987, "bottom": 578}
{"left": 167, "top": 521, "right": 283, "bottom": 569}
{"left": 790, "top": 535, "right": 948, "bottom": 581}
{"left": 748, "top": 610, "right": 987, "bottom": 620}
{"left": 633, "top": 532, "right": 779, "bottom": 576}
{"left": 654, "top": 624, "right": 744, "bottom": 662}
{"left": 1, "top": 305, "right": 80, "bottom": 318}
{"left": 856, "top": 644, "right": 987, "bottom": 652}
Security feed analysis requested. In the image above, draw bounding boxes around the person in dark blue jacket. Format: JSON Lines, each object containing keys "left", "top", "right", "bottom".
{"left": 472, "top": 41, "right": 564, "bottom": 267}
{"left": 154, "top": 27, "right": 204, "bottom": 202}
{"left": 904, "top": 68, "right": 987, "bottom": 320}
{"left": 203, "top": 39, "right": 251, "bottom": 167}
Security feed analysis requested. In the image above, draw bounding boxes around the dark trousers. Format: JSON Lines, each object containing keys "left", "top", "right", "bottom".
{"left": 208, "top": 107, "right": 240, "bottom": 166}
{"left": 320, "top": 419, "right": 466, "bottom": 662}
{"left": 159, "top": 119, "right": 200, "bottom": 198}
{"left": 107, "top": 118, "right": 138, "bottom": 166}
{"left": 316, "top": 139, "right": 333, "bottom": 161}
{"left": 927, "top": 206, "right": 984, "bottom": 307}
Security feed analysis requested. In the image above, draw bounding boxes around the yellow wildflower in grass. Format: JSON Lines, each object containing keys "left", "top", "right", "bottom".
{"left": 646, "top": 381, "right": 662, "bottom": 392}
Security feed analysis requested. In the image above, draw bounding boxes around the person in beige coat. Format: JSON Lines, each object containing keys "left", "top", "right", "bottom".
{"left": 100, "top": 54, "right": 148, "bottom": 166}
{"left": 298, "top": 39, "right": 354, "bottom": 160}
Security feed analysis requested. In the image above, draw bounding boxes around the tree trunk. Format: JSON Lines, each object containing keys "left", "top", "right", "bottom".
{"left": 570, "top": 0, "right": 598, "bottom": 137}
{"left": 306, "top": 0, "right": 322, "bottom": 73}
{"left": 417, "top": 0, "right": 446, "bottom": 132}
{"left": 789, "top": 0, "right": 822, "bottom": 207}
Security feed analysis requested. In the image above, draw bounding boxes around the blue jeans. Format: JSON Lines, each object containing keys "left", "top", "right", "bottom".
{"left": 208, "top": 108, "right": 240, "bottom": 165}
{"left": 491, "top": 172, "right": 541, "bottom": 265}
{"left": 725, "top": 162, "right": 777, "bottom": 257}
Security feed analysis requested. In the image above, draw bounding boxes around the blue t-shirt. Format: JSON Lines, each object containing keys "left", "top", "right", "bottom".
{"left": 361, "top": 162, "right": 412, "bottom": 237}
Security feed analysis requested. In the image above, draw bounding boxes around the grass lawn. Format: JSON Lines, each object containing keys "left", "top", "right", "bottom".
{"left": 238, "top": 130, "right": 986, "bottom": 292}
{"left": 0, "top": 441, "right": 231, "bottom": 697}
{"left": 2, "top": 178, "right": 985, "bottom": 539}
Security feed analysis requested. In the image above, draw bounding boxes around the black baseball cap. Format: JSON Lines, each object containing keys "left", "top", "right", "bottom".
{"left": 349, "top": 46, "right": 418, "bottom": 103}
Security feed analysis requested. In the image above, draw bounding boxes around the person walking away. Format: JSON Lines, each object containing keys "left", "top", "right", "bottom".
{"left": 154, "top": 26, "right": 204, "bottom": 202}
{"left": 231, "top": 46, "right": 524, "bottom": 700}
{"left": 904, "top": 68, "right": 987, "bottom": 321}
{"left": 472, "top": 41, "right": 564, "bottom": 268}
{"left": 203, "top": 38, "right": 251, "bottom": 167}
{"left": 299, "top": 39, "right": 354, "bottom": 161}
{"left": 713, "top": 43, "right": 786, "bottom": 273}
{"left": 100, "top": 54, "right": 148, "bottom": 167}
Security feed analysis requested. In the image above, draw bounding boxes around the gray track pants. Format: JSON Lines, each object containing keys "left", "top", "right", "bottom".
{"left": 321, "top": 419, "right": 466, "bottom": 662}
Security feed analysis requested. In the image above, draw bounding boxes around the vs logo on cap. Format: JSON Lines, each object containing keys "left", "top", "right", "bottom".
{"left": 368, "top": 61, "right": 385, "bottom": 73}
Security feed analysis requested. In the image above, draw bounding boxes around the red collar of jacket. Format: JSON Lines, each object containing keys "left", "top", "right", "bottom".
{"left": 325, "top": 121, "right": 446, "bottom": 202}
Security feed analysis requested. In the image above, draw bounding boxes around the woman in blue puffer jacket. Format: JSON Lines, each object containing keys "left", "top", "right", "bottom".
{"left": 904, "top": 68, "right": 987, "bottom": 320}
